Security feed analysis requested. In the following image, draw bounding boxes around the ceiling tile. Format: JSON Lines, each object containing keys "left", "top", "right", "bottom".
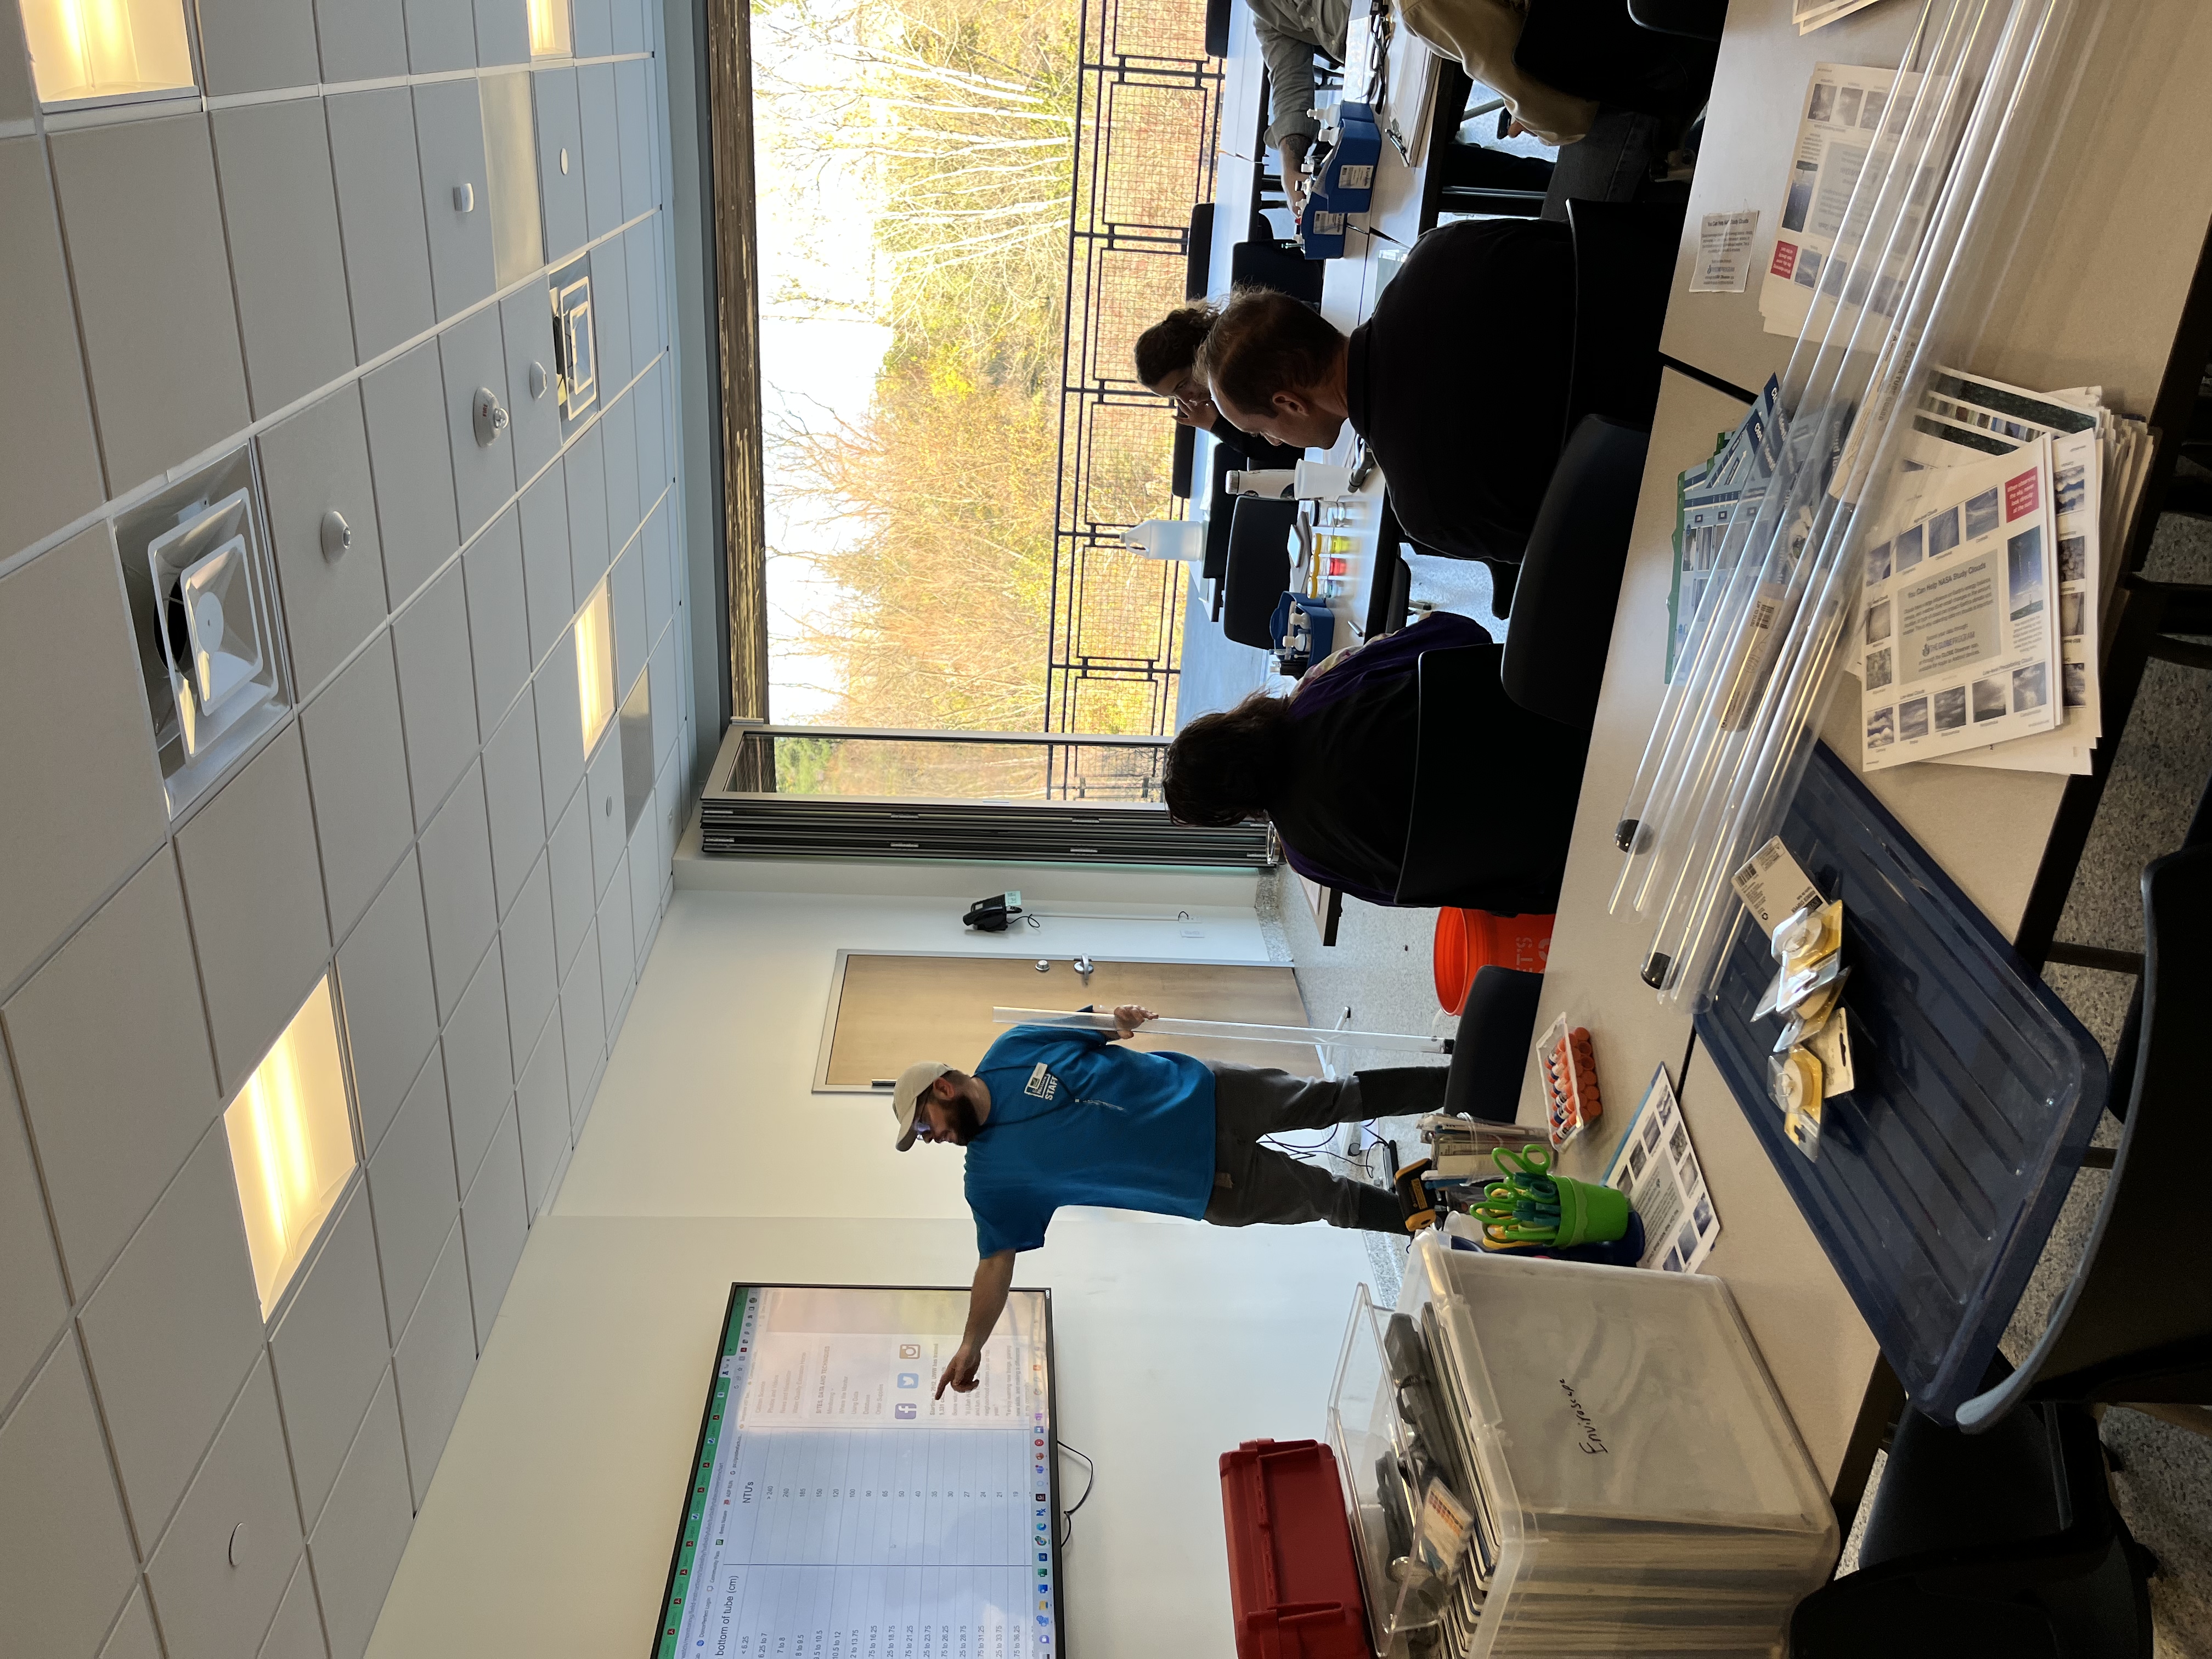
{"left": 499, "top": 855, "right": 558, "bottom": 1079}
{"left": 144, "top": 1357, "right": 302, "bottom": 1659}
{"left": 391, "top": 563, "right": 479, "bottom": 830}
{"left": 365, "top": 1057, "right": 456, "bottom": 1336}
{"left": 258, "top": 384, "right": 390, "bottom": 696}
{"left": 359, "top": 341, "right": 459, "bottom": 608}
{"left": 0, "top": 1340, "right": 140, "bottom": 1659}
{"left": 0, "top": 522, "right": 168, "bottom": 994}
{"left": 0, "top": 137, "right": 103, "bottom": 560}
{"left": 459, "top": 1109, "right": 526, "bottom": 1348}
{"left": 416, "top": 767, "right": 496, "bottom": 1024}
{"left": 307, "top": 1370, "right": 410, "bottom": 1659}
{"left": 326, "top": 90, "right": 435, "bottom": 363}
{"left": 212, "top": 96, "right": 353, "bottom": 416}
{"left": 391, "top": 1220, "right": 474, "bottom": 1508}
{"left": 4, "top": 854, "right": 218, "bottom": 1295}
{"left": 465, "top": 507, "right": 532, "bottom": 741}
{"left": 0, "top": 1062, "right": 67, "bottom": 1411}
{"left": 174, "top": 726, "right": 332, "bottom": 1096}
{"left": 269, "top": 1188, "right": 390, "bottom": 1530}
{"left": 77, "top": 1131, "right": 264, "bottom": 1544}
{"left": 299, "top": 633, "right": 414, "bottom": 941}
{"left": 334, "top": 854, "right": 436, "bottom": 1158}
{"left": 50, "top": 116, "right": 249, "bottom": 492}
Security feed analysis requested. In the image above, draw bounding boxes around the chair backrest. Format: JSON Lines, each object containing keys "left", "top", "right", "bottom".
{"left": 1564, "top": 198, "right": 1688, "bottom": 441}
{"left": 1201, "top": 439, "right": 1239, "bottom": 582}
{"left": 1444, "top": 966, "right": 1545, "bottom": 1122}
{"left": 1395, "top": 645, "right": 1589, "bottom": 913}
{"left": 1204, "top": 0, "right": 1231, "bottom": 57}
{"left": 1364, "top": 493, "right": 1413, "bottom": 639}
{"left": 1627, "top": 0, "right": 1729, "bottom": 39}
{"left": 1185, "top": 201, "right": 1214, "bottom": 300}
{"left": 1790, "top": 1400, "right": 2144, "bottom": 1657}
{"left": 1955, "top": 842, "right": 2212, "bottom": 1430}
{"left": 1221, "top": 496, "right": 1298, "bottom": 650}
{"left": 1230, "top": 238, "right": 1326, "bottom": 307}
{"left": 1500, "top": 416, "right": 1649, "bottom": 730}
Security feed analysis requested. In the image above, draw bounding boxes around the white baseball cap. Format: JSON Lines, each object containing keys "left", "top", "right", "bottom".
{"left": 893, "top": 1062, "right": 953, "bottom": 1150}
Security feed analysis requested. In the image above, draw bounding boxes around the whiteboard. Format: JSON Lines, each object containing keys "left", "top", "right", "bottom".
{"left": 651, "top": 1284, "right": 1063, "bottom": 1658}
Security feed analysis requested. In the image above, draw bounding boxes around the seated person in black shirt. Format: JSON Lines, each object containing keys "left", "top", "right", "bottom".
{"left": 1197, "top": 218, "right": 1576, "bottom": 566}
{"left": 1135, "top": 304, "right": 1305, "bottom": 470}
{"left": 1163, "top": 611, "right": 1585, "bottom": 912}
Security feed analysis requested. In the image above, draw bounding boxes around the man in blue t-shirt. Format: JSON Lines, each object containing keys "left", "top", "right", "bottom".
{"left": 894, "top": 1005, "right": 1445, "bottom": 1397}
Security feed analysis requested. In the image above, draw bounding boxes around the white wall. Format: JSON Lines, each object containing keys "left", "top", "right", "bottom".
{"left": 366, "top": 881, "right": 1375, "bottom": 1658}
{"left": 556, "top": 878, "right": 1275, "bottom": 1222}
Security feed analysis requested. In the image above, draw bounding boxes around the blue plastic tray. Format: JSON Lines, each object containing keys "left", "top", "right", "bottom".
{"left": 1691, "top": 741, "right": 2108, "bottom": 1423}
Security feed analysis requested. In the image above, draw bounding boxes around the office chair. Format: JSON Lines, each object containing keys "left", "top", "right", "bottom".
{"left": 1230, "top": 236, "right": 1326, "bottom": 306}
{"left": 1393, "top": 644, "right": 1589, "bottom": 913}
{"left": 1202, "top": 438, "right": 1238, "bottom": 595}
{"left": 1628, "top": 0, "right": 1728, "bottom": 39}
{"left": 1204, "top": 0, "right": 1231, "bottom": 57}
{"left": 1790, "top": 1396, "right": 2153, "bottom": 1658}
{"left": 1515, "top": 0, "right": 1719, "bottom": 120}
{"left": 1220, "top": 496, "right": 1299, "bottom": 650}
{"left": 1442, "top": 966, "right": 1545, "bottom": 1122}
{"left": 1501, "top": 416, "right": 1650, "bottom": 730}
{"left": 1564, "top": 197, "right": 1686, "bottom": 441}
{"left": 1950, "top": 833, "right": 2212, "bottom": 1434}
{"left": 1186, "top": 201, "right": 1214, "bottom": 300}
{"left": 1364, "top": 494, "right": 1414, "bottom": 639}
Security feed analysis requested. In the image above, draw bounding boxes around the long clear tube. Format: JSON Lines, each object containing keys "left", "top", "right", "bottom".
{"left": 1602, "top": 0, "right": 2090, "bottom": 1003}
{"left": 1661, "top": 0, "right": 2084, "bottom": 1001}
{"left": 1608, "top": 0, "right": 1953, "bottom": 879}
{"left": 1640, "top": 0, "right": 2022, "bottom": 985}
{"left": 1613, "top": 0, "right": 1980, "bottom": 939}
{"left": 1610, "top": 0, "right": 1982, "bottom": 926}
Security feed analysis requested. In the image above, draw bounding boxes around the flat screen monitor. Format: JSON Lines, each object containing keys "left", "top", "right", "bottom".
{"left": 652, "top": 1284, "right": 1064, "bottom": 1658}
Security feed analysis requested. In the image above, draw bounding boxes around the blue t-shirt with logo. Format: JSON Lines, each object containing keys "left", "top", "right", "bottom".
{"left": 962, "top": 1025, "right": 1217, "bottom": 1257}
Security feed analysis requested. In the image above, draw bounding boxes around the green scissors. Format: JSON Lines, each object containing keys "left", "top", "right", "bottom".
{"left": 1491, "top": 1144, "right": 1554, "bottom": 1181}
{"left": 1472, "top": 1145, "right": 1564, "bottom": 1246}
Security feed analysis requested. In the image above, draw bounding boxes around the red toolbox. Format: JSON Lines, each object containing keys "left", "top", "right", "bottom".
{"left": 1218, "top": 1438, "right": 1373, "bottom": 1659}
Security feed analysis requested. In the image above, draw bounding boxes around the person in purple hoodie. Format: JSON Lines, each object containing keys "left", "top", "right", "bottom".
{"left": 1164, "top": 610, "right": 1586, "bottom": 910}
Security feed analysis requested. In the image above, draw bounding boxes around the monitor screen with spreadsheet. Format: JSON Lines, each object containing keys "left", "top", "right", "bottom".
{"left": 651, "top": 1284, "right": 1063, "bottom": 1659}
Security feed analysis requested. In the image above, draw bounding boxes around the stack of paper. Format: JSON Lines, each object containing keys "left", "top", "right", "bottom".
{"left": 1794, "top": 0, "right": 1891, "bottom": 33}
{"left": 1854, "top": 368, "right": 2151, "bottom": 775}
{"left": 1669, "top": 377, "right": 1787, "bottom": 680}
{"left": 1759, "top": 63, "right": 1954, "bottom": 340}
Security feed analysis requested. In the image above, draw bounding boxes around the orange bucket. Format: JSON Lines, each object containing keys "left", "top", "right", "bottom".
{"left": 1434, "top": 907, "right": 1555, "bottom": 1014}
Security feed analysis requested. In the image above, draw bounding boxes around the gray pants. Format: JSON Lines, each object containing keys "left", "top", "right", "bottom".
{"left": 1201, "top": 1065, "right": 1434, "bottom": 1235}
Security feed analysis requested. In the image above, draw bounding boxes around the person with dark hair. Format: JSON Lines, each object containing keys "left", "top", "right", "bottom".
{"left": 893, "top": 1004, "right": 1448, "bottom": 1395}
{"left": 1133, "top": 302, "right": 1305, "bottom": 469}
{"left": 1165, "top": 610, "right": 1587, "bottom": 909}
{"left": 1198, "top": 217, "right": 1576, "bottom": 568}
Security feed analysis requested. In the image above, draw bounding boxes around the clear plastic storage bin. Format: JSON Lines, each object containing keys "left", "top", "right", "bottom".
{"left": 1332, "top": 1235, "right": 1838, "bottom": 1657}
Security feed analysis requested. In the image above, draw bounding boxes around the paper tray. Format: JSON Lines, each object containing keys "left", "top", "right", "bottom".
{"left": 1692, "top": 741, "right": 2108, "bottom": 1422}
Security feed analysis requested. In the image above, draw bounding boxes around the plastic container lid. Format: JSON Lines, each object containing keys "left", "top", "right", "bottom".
{"left": 1401, "top": 1235, "right": 1837, "bottom": 1657}
{"left": 1691, "top": 741, "right": 2108, "bottom": 1422}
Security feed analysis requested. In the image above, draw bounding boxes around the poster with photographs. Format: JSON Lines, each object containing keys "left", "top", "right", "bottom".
{"left": 1600, "top": 1067, "right": 1721, "bottom": 1275}
{"left": 1859, "top": 434, "right": 2060, "bottom": 772}
{"left": 1886, "top": 366, "right": 2111, "bottom": 776}
{"left": 1760, "top": 63, "right": 1954, "bottom": 340}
